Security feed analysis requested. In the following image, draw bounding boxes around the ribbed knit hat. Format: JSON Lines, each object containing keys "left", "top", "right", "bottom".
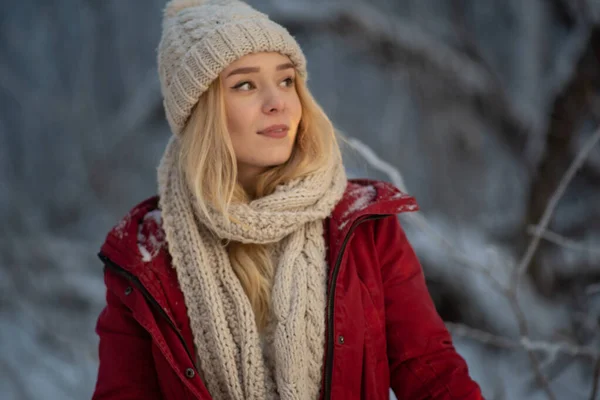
{"left": 157, "top": 0, "right": 307, "bottom": 135}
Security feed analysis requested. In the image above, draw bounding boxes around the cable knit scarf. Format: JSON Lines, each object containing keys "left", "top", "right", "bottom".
{"left": 157, "top": 136, "right": 347, "bottom": 400}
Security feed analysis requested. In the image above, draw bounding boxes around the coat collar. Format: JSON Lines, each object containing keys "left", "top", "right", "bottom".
{"left": 324, "top": 179, "right": 418, "bottom": 273}
{"left": 329, "top": 179, "right": 418, "bottom": 243}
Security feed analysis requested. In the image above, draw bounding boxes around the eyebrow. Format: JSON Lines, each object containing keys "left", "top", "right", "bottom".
{"left": 225, "top": 62, "right": 295, "bottom": 78}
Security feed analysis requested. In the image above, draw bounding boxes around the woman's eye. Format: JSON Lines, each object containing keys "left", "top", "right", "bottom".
{"left": 232, "top": 77, "right": 294, "bottom": 91}
{"left": 233, "top": 81, "right": 254, "bottom": 91}
{"left": 281, "top": 77, "right": 295, "bottom": 87}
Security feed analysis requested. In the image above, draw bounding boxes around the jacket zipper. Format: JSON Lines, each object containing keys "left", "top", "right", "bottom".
{"left": 97, "top": 252, "right": 197, "bottom": 369}
{"left": 323, "top": 214, "right": 389, "bottom": 400}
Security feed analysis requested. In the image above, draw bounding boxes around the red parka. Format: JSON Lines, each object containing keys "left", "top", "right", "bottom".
{"left": 93, "top": 179, "right": 483, "bottom": 399}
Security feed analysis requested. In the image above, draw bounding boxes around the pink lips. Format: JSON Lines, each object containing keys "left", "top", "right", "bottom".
{"left": 258, "top": 124, "right": 289, "bottom": 138}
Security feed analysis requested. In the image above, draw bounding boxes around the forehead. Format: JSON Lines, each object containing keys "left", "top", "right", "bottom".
{"left": 222, "top": 52, "right": 293, "bottom": 72}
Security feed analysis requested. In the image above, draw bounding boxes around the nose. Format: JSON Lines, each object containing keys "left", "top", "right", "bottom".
{"left": 262, "top": 88, "right": 285, "bottom": 114}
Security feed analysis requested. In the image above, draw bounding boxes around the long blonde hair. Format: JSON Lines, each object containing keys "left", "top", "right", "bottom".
{"left": 178, "top": 73, "right": 342, "bottom": 330}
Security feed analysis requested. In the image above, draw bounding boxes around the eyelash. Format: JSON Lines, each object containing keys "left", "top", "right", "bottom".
{"left": 232, "top": 77, "right": 295, "bottom": 91}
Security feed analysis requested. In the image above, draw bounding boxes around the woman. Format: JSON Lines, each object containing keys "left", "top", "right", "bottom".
{"left": 93, "top": 0, "right": 483, "bottom": 399}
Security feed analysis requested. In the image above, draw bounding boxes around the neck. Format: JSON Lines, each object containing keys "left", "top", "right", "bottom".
{"left": 237, "top": 164, "right": 265, "bottom": 198}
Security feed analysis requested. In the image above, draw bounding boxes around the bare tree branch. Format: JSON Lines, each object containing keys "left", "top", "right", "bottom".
{"left": 523, "top": 28, "right": 600, "bottom": 293}
{"left": 518, "top": 123, "right": 600, "bottom": 400}
{"left": 447, "top": 322, "right": 598, "bottom": 360}
{"left": 515, "top": 127, "right": 600, "bottom": 285}
{"left": 527, "top": 225, "right": 600, "bottom": 255}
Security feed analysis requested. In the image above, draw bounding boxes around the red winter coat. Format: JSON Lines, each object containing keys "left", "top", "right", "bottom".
{"left": 93, "top": 179, "right": 483, "bottom": 400}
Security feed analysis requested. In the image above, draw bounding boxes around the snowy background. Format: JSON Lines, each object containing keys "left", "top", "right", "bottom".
{"left": 1, "top": 0, "right": 600, "bottom": 399}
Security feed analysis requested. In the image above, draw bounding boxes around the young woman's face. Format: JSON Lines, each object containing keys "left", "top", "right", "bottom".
{"left": 220, "top": 52, "right": 302, "bottom": 181}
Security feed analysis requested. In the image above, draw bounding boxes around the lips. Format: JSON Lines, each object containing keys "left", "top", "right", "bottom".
{"left": 257, "top": 124, "right": 289, "bottom": 139}
{"left": 258, "top": 124, "right": 289, "bottom": 135}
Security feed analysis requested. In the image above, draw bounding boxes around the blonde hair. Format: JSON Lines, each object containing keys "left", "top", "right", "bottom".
{"left": 178, "top": 73, "right": 342, "bottom": 330}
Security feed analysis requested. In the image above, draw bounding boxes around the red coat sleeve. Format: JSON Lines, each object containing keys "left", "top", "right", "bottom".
{"left": 376, "top": 215, "right": 484, "bottom": 399}
{"left": 93, "top": 271, "right": 163, "bottom": 400}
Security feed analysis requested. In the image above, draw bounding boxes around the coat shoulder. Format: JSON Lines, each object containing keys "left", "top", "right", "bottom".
{"left": 104, "top": 195, "right": 161, "bottom": 242}
{"left": 100, "top": 195, "right": 169, "bottom": 275}
{"left": 325, "top": 179, "right": 419, "bottom": 255}
{"left": 330, "top": 178, "right": 418, "bottom": 230}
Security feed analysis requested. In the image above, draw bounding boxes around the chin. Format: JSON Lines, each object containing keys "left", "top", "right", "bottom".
{"left": 258, "top": 149, "right": 294, "bottom": 167}
{"left": 265, "top": 157, "right": 292, "bottom": 168}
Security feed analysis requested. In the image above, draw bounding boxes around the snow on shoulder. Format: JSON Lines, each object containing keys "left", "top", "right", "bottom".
{"left": 336, "top": 180, "right": 418, "bottom": 231}
{"left": 137, "top": 209, "right": 166, "bottom": 262}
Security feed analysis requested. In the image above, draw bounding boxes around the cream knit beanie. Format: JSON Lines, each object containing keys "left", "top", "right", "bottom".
{"left": 157, "top": 0, "right": 308, "bottom": 135}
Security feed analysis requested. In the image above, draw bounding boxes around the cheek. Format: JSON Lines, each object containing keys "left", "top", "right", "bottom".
{"left": 224, "top": 102, "right": 264, "bottom": 164}
{"left": 290, "top": 94, "right": 302, "bottom": 130}
{"left": 225, "top": 102, "right": 249, "bottom": 135}
{"left": 225, "top": 102, "right": 260, "bottom": 151}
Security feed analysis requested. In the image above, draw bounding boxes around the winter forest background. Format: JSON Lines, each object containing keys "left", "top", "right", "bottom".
{"left": 1, "top": 0, "right": 600, "bottom": 399}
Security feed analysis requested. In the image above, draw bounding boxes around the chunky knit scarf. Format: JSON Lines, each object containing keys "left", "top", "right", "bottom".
{"left": 157, "top": 136, "right": 347, "bottom": 400}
